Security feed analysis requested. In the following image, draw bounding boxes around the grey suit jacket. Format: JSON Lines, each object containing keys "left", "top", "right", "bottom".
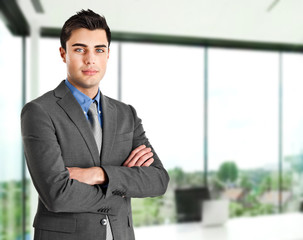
{"left": 21, "top": 81, "right": 169, "bottom": 240}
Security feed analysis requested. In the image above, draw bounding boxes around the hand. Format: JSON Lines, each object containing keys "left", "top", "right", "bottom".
{"left": 67, "top": 167, "right": 107, "bottom": 185}
{"left": 123, "top": 145, "right": 154, "bottom": 167}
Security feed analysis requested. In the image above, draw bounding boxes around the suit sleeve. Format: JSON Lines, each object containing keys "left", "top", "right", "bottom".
{"left": 21, "top": 101, "right": 121, "bottom": 214}
{"left": 102, "top": 105, "right": 170, "bottom": 199}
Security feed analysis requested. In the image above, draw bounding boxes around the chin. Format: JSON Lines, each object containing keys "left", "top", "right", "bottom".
{"left": 69, "top": 76, "right": 101, "bottom": 89}
{"left": 83, "top": 82, "right": 100, "bottom": 89}
{"left": 81, "top": 77, "right": 100, "bottom": 85}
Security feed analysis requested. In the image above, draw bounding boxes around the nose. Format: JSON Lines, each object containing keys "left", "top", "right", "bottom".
{"left": 84, "top": 51, "right": 95, "bottom": 65}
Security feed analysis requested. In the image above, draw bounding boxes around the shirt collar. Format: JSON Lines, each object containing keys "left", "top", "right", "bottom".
{"left": 65, "top": 79, "right": 101, "bottom": 114}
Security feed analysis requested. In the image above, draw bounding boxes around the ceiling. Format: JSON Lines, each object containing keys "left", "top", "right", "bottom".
{"left": 15, "top": 0, "right": 303, "bottom": 46}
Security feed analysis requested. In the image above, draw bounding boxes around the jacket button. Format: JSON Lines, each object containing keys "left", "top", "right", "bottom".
{"left": 100, "top": 218, "right": 108, "bottom": 226}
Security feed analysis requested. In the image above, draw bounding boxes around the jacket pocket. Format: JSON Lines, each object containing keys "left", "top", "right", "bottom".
{"left": 33, "top": 213, "right": 77, "bottom": 233}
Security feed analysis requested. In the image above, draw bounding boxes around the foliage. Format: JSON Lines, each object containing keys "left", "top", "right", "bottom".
{"left": 0, "top": 179, "right": 31, "bottom": 240}
{"left": 229, "top": 202, "right": 244, "bottom": 217}
{"left": 209, "top": 176, "right": 225, "bottom": 191}
{"left": 0, "top": 166, "right": 295, "bottom": 234}
{"left": 229, "top": 200, "right": 275, "bottom": 217}
{"left": 217, "top": 161, "right": 238, "bottom": 183}
{"left": 167, "top": 167, "right": 204, "bottom": 187}
{"left": 167, "top": 167, "right": 186, "bottom": 186}
{"left": 258, "top": 172, "right": 292, "bottom": 195}
{"left": 239, "top": 174, "right": 253, "bottom": 191}
{"left": 285, "top": 154, "right": 303, "bottom": 173}
{"left": 132, "top": 196, "right": 165, "bottom": 227}
{"left": 132, "top": 165, "right": 295, "bottom": 226}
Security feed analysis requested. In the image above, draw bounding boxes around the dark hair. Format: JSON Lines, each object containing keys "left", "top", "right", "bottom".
{"left": 60, "top": 9, "right": 111, "bottom": 50}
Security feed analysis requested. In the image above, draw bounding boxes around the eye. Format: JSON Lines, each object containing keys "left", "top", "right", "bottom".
{"left": 75, "top": 48, "right": 84, "bottom": 53}
{"left": 96, "top": 49, "right": 104, "bottom": 53}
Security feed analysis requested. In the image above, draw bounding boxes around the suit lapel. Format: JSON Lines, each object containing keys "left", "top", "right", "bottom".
{"left": 100, "top": 92, "right": 117, "bottom": 165}
{"left": 54, "top": 81, "right": 100, "bottom": 166}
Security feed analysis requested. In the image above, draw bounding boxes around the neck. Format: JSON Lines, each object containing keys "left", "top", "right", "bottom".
{"left": 79, "top": 88, "right": 98, "bottom": 99}
{"left": 67, "top": 79, "right": 99, "bottom": 99}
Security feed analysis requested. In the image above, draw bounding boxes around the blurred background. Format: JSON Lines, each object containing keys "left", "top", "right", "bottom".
{"left": 1, "top": 0, "right": 303, "bottom": 239}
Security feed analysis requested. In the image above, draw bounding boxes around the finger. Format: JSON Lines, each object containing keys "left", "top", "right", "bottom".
{"left": 142, "top": 158, "right": 154, "bottom": 167}
{"left": 134, "top": 152, "right": 153, "bottom": 167}
{"left": 123, "top": 145, "right": 146, "bottom": 166}
{"left": 126, "top": 147, "right": 152, "bottom": 167}
{"left": 123, "top": 145, "right": 149, "bottom": 166}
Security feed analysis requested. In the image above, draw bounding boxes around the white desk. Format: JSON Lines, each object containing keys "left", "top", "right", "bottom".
{"left": 134, "top": 213, "right": 303, "bottom": 240}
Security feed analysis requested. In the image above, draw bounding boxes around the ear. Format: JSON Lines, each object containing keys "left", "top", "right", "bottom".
{"left": 59, "top": 47, "right": 66, "bottom": 63}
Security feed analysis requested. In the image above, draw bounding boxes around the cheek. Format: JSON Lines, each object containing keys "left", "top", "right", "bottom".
{"left": 67, "top": 57, "right": 81, "bottom": 71}
{"left": 99, "top": 59, "right": 108, "bottom": 69}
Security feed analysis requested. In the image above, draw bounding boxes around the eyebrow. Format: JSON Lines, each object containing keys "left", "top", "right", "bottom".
{"left": 71, "top": 43, "right": 107, "bottom": 48}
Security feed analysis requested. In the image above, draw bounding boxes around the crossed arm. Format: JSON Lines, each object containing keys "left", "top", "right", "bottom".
{"left": 22, "top": 101, "right": 169, "bottom": 213}
{"left": 67, "top": 145, "right": 154, "bottom": 185}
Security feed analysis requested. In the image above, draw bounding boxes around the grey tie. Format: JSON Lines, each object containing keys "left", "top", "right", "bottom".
{"left": 87, "top": 101, "right": 113, "bottom": 240}
{"left": 88, "top": 101, "right": 102, "bottom": 153}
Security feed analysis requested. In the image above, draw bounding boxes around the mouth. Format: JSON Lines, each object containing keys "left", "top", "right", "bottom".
{"left": 82, "top": 69, "right": 98, "bottom": 76}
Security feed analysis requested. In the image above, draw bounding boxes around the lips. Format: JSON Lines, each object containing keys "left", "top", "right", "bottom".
{"left": 82, "top": 69, "right": 98, "bottom": 76}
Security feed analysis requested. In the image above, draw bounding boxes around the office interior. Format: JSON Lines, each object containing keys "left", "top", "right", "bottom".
{"left": 1, "top": 0, "right": 303, "bottom": 239}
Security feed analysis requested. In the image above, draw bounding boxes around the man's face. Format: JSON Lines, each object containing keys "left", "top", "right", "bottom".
{"left": 60, "top": 28, "right": 109, "bottom": 94}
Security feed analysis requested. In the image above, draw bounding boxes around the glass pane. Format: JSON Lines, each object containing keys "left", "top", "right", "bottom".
{"left": 0, "top": 20, "right": 23, "bottom": 239}
{"left": 100, "top": 42, "right": 119, "bottom": 99}
{"left": 208, "top": 48, "right": 279, "bottom": 217}
{"left": 38, "top": 38, "right": 66, "bottom": 94}
{"left": 282, "top": 53, "right": 303, "bottom": 212}
{"left": 121, "top": 43, "right": 204, "bottom": 225}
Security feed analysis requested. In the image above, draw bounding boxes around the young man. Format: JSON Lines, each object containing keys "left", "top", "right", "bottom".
{"left": 21, "top": 9, "right": 169, "bottom": 240}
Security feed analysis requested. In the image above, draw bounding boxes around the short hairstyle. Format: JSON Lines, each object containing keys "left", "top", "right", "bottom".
{"left": 60, "top": 9, "right": 111, "bottom": 50}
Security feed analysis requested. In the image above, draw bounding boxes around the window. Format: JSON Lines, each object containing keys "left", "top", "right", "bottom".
{"left": 121, "top": 43, "right": 204, "bottom": 225}
{"left": 208, "top": 48, "right": 280, "bottom": 217}
{"left": 282, "top": 53, "right": 303, "bottom": 212}
{"left": 0, "top": 20, "right": 24, "bottom": 239}
{"left": 24, "top": 32, "right": 303, "bottom": 234}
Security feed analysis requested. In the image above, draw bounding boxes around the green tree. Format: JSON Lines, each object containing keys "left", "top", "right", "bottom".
{"left": 239, "top": 174, "right": 253, "bottom": 191}
{"left": 259, "top": 175, "right": 272, "bottom": 194}
{"left": 217, "top": 161, "right": 238, "bottom": 183}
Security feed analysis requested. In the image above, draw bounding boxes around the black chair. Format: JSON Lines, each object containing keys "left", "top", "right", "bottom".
{"left": 175, "top": 187, "right": 210, "bottom": 222}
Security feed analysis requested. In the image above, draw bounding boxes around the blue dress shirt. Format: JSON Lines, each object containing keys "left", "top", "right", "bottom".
{"left": 65, "top": 79, "right": 103, "bottom": 127}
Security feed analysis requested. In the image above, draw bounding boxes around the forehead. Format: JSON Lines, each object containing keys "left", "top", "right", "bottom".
{"left": 67, "top": 28, "right": 108, "bottom": 46}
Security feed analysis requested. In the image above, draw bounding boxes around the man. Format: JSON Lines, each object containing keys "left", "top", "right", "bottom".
{"left": 21, "top": 9, "right": 169, "bottom": 240}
